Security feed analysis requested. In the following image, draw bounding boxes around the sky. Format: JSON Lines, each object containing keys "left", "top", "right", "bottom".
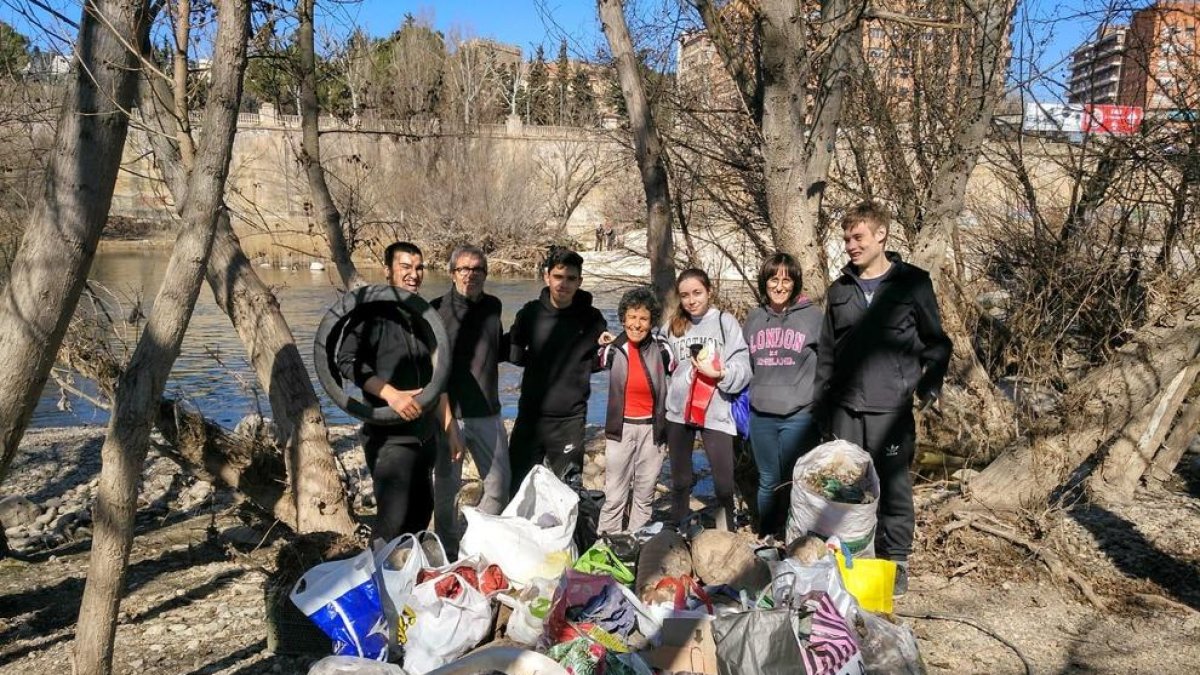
{"left": 0, "top": 0, "right": 1150, "bottom": 100}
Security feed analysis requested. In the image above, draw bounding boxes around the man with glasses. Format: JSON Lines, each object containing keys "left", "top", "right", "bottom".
{"left": 431, "top": 245, "right": 512, "bottom": 551}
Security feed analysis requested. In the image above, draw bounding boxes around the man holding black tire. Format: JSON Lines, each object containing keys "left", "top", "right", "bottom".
{"left": 336, "top": 241, "right": 437, "bottom": 542}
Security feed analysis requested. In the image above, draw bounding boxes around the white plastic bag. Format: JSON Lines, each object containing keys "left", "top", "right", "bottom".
{"left": 290, "top": 550, "right": 391, "bottom": 661}
{"left": 787, "top": 440, "right": 881, "bottom": 557}
{"left": 771, "top": 557, "right": 859, "bottom": 625}
{"left": 459, "top": 465, "right": 579, "bottom": 586}
{"left": 495, "top": 577, "right": 556, "bottom": 646}
{"left": 307, "top": 655, "right": 409, "bottom": 675}
{"left": 857, "top": 610, "right": 925, "bottom": 675}
{"left": 374, "top": 531, "right": 447, "bottom": 651}
{"left": 400, "top": 572, "right": 493, "bottom": 674}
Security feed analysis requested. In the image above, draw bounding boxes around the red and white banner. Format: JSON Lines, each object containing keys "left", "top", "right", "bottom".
{"left": 1083, "top": 104, "right": 1144, "bottom": 135}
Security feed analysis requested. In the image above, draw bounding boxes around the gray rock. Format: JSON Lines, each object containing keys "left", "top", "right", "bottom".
{"left": 222, "top": 525, "right": 264, "bottom": 547}
{"left": 0, "top": 495, "right": 43, "bottom": 528}
{"left": 690, "top": 529, "right": 770, "bottom": 593}
{"left": 34, "top": 507, "right": 57, "bottom": 527}
{"left": 4, "top": 526, "right": 24, "bottom": 538}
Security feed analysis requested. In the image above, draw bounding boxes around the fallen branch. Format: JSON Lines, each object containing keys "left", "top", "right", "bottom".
{"left": 955, "top": 514, "right": 1107, "bottom": 610}
{"left": 896, "top": 610, "right": 1032, "bottom": 675}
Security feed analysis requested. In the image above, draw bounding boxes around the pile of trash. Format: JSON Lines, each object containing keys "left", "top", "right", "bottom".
{"left": 293, "top": 449, "right": 924, "bottom": 674}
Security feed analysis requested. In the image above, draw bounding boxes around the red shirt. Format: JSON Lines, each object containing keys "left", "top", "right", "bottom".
{"left": 624, "top": 342, "right": 654, "bottom": 418}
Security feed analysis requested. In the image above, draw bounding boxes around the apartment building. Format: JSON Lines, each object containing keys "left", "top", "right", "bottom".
{"left": 1067, "top": 25, "right": 1129, "bottom": 105}
{"left": 1120, "top": 1, "right": 1200, "bottom": 111}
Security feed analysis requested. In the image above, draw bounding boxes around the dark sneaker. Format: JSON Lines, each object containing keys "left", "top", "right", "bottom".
{"left": 893, "top": 563, "right": 909, "bottom": 597}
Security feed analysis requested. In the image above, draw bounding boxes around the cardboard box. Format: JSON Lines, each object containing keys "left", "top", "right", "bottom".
{"left": 642, "top": 616, "right": 718, "bottom": 675}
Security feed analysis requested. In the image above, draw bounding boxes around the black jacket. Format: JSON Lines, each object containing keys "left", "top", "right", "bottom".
{"left": 509, "top": 287, "right": 608, "bottom": 419}
{"left": 431, "top": 288, "right": 507, "bottom": 418}
{"left": 815, "top": 253, "right": 952, "bottom": 413}
{"left": 597, "top": 332, "right": 673, "bottom": 444}
{"left": 335, "top": 301, "right": 435, "bottom": 440}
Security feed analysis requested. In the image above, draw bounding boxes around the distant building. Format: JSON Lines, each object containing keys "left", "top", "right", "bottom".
{"left": 1065, "top": 2, "right": 1200, "bottom": 113}
{"left": 1120, "top": 1, "right": 1200, "bottom": 111}
{"left": 21, "top": 50, "right": 71, "bottom": 81}
{"left": 462, "top": 38, "right": 522, "bottom": 71}
{"left": 1067, "top": 25, "right": 1128, "bottom": 105}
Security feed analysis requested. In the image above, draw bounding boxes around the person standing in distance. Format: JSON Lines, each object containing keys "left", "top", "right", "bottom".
{"left": 430, "top": 245, "right": 512, "bottom": 551}
{"left": 507, "top": 246, "right": 608, "bottom": 495}
{"left": 814, "top": 201, "right": 952, "bottom": 596}
{"left": 336, "top": 241, "right": 436, "bottom": 542}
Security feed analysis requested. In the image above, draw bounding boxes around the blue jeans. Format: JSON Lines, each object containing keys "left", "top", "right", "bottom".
{"left": 749, "top": 408, "right": 816, "bottom": 536}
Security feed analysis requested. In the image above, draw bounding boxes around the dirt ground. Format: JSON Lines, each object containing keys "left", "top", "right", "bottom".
{"left": 1, "top": 425, "right": 1198, "bottom": 675}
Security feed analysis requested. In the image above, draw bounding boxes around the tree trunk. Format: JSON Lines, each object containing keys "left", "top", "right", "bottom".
{"left": 598, "top": 0, "right": 676, "bottom": 302}
{"left": 760, "top": 0, "right": 860, "bottom": 297}
{"left": 298, "top": 0, "right": 362, "bottom": 289}
{"left": 137, "top": 61, "right": 355, "bottom": 534}
{"left": 154, "top": 398, "right": 297, "bottom": 523}
{"left": 908, "top": 0, "right": 1020, "bottom": 455}
{"left": 969, "top": 316, "right": 1200, "bottom": 511}
{"left": 73, "top": 1, "right": 250, "bottom": 672}
{"left": 1087, "top": 364, "right": 1197, "bottom": 503}
{"left": 1149, "top": 394, "right": 1200, "bottom": 484}
{"left": 0, "top": 0, "right": 150, "bottom": 485}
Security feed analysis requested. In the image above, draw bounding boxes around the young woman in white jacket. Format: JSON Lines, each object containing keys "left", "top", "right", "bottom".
{"left": 662, "top": 268, "right": 751, "bottom": 530}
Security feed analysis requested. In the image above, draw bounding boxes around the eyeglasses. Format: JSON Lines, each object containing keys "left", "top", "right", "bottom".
{"left": 454, "top": 266, "right": 487, "bottom": 276}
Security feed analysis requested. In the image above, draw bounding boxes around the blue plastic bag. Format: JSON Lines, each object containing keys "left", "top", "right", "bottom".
{"left": 290, "top": 549, "right": 390, "bottom": 661}
{"left": 732, "top": 388, "right": 751, "bottom": 439}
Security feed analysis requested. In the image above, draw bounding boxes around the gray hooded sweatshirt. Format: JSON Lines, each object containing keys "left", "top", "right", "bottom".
{"left": 664, "top": 308, "right": 752, "bottom": 436}
{"left": 742, "top": 297, "right": 822, "bottom": 416}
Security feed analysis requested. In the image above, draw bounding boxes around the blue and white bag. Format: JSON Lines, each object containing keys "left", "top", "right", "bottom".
{"left": 291, "top": 549, "right": 390, "bottom": 661}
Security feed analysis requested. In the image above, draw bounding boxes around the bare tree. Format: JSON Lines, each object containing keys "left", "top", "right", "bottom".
{"left": 598, "top": 0, "right": 676, "bottom": 300}
{"left": 297, "top": 0, "right": 362, "bottom": 289}
{"left": 135, "top": 22, "right": 355, "bottom": 534}
{"left": 538, "top": 134, "right": 623, "bottom": 234}
{"left": 442, "top": 28, "right": 503, "bottom": 129}
{"left": 693, "top": 0, "right": 863, "bottom": 297}
{"left": 0, "top": 0, "right": 151, "bottom": 485}
{"left": 73, "top": 0, "right": 250, "bottom": 671}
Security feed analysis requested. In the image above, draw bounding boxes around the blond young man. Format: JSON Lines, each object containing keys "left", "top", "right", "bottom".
{"left": 814, "top": 202, "right": 952, "bottom": 596}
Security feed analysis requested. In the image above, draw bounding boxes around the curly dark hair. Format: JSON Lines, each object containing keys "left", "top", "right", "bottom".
{"left": 618, "top": 286, "right": 662, "bottom": 325}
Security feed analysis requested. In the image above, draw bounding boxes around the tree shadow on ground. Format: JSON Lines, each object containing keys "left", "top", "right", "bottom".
{"left": 1068, "top": 503, "right": 1200, "bottom": 610}
{"left": 177, "top": 639, "right": 320, "bottom": 675}
{"left": 0, "top": 535, "right": 231, "bottom": 664}
{"left": 20, "top": 434, "right": 104, "bottom": 503}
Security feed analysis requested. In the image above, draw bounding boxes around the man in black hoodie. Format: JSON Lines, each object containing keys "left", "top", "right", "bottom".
{"left": 815, "top": 201, "right": 952, "bottom": 596}
{"left": 337, "top": 241, "right": 435, "bottom": 542}
{"left": 508, "top": 247, "right": 608, "bottom": 496}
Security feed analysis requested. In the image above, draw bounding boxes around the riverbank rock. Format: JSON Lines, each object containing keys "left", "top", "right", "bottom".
{"left": 0, "top": 495, "right": 42, "bottom": 528}
{"left": 690, "top": 529, "right": 769, "bottom": 592}
{"left": 635, "top": 529, "right": 692, "bottom": 603}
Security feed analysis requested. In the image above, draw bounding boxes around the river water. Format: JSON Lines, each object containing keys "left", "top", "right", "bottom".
{"left": 32, "top": 247, "right": 623, "bottom": 430}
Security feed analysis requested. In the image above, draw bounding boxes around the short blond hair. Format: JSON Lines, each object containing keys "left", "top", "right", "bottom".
{"left": 841, "top": 201, "right": 890, "bottom": 235}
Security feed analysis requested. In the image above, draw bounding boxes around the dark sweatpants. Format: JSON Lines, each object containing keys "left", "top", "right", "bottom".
{"left": 362, "top": 429, "right": 436, "bottom": 543}
{"left": 666, "top": 421, "right": 736, "bottom": 526}
{"left": 829, "top": 406, "right": 916, "bottom": 561}
{"left": 508, "top": 413, "right": 587, "bottom": 496}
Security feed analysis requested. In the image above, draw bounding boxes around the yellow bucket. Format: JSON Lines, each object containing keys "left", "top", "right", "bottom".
{"left": 835, "top": 551, "right": 896, "bottom": 615}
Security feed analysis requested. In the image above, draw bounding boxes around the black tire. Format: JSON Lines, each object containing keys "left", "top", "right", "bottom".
{"left": 313, "top": 284, "right": 450, "bottom": 425}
